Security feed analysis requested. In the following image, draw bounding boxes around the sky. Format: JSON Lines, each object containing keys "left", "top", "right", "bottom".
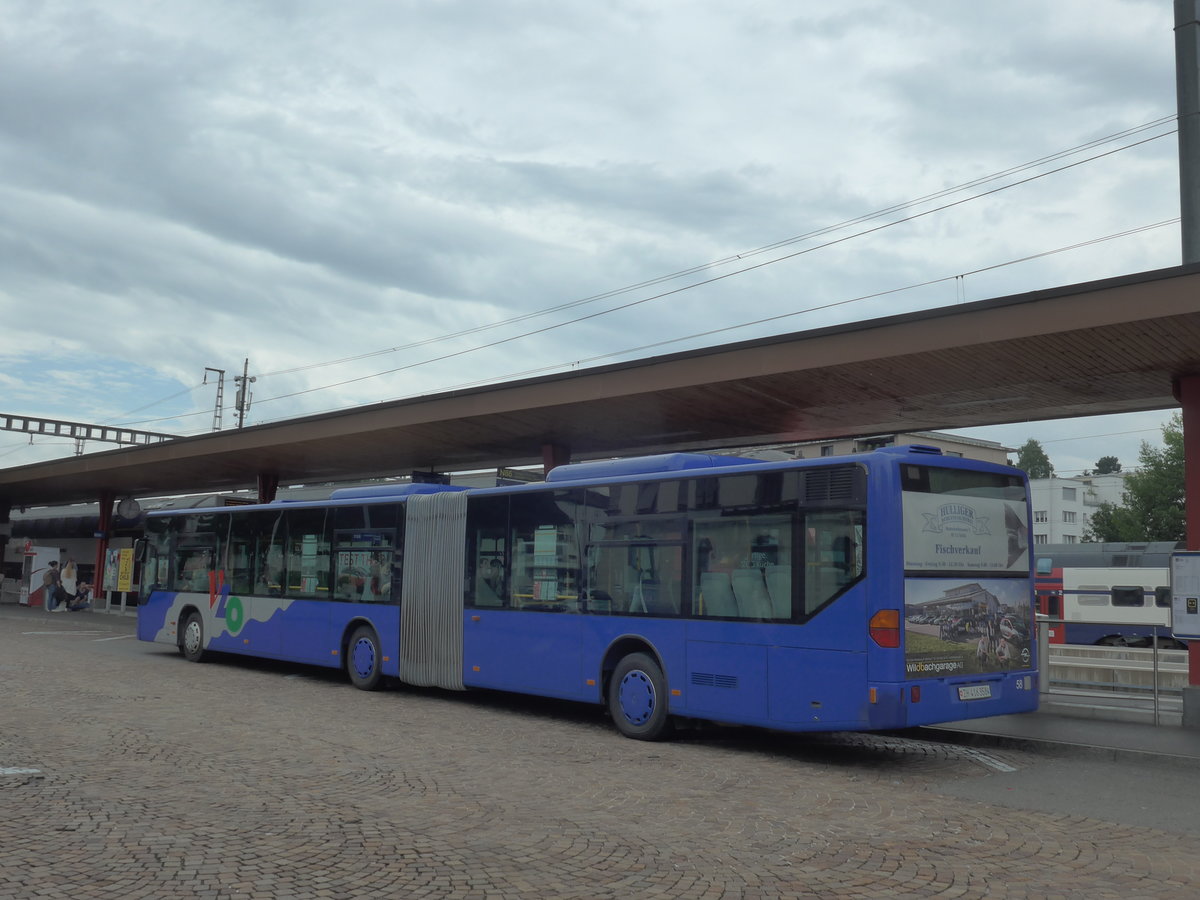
{"left": 0, "top": 0, "right": 1185, "bottom": 480}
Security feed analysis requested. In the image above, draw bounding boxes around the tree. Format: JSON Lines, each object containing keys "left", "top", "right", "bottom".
{"left": 1082, "top": 502, "right": 1142, "bottom": 542}
{"left": 1094, "top": 455, "right": 1121, "bottom": 474}
{"left": 1015, "top": 439, "right": 1054, "bottom": 479}
{"left": 1083, "top": 414, "right": 1184, "bottom": 542}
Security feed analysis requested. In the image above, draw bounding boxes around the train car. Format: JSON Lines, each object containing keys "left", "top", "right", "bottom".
{"left": 1034, "top": 542, "right": 1185, "bottom": 648}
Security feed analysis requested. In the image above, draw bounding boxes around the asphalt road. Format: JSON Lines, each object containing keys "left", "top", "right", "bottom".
{"left": 2, "top": 606, "right": 1198, "bottom": 899}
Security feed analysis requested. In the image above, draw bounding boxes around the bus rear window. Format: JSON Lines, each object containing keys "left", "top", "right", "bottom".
{"left": 900, "top": 464, "right": 1025, "bottom": 501}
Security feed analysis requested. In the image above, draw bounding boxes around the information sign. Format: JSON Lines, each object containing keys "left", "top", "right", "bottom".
{"left": 1169, "top": 551, "right": 1200, "bottom": 640}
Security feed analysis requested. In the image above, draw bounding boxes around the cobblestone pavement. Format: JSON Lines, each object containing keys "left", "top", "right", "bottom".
{"left": 2, "top": 609, "right": 1198, "bottom": 899}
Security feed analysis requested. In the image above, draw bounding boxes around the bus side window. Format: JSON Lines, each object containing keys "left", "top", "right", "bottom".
{"left": 589, "top": 538, "right": 683, "bottom": 616}
{"left": 692, "top": 514, "right": 793, "bottom": 620}
{"left": 510, "top": 491, "right": 582, "bottom": 612}
{"left": 142, "top": 519, "right": 172, "bottom": 591}
{"left": 176, "top": 544, "right": 215, "bottom": 592}
{"left": 284, "top": 508, "right": 331, "bottom": 599}
{"left": 474, "top": 553, "right": 505, "bottom": 607}
{"left": 168, "top": 513, "right": 229, "bottom": 593}
{"left": 466, "top": 496, "right": 509, "bottom": 609}
{"left": 333, "top": 532, "right": 395, "bottom": 603}
{"left": 804, "top": 510, "right": 865, "bottom": 616}
{"left": 229, "top": 510, "right": 279, "bottom": 596}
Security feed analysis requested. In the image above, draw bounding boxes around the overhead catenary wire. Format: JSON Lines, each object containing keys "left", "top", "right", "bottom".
{"left": 104, "top": 383, "right": 204, "bottom": 423}
{"left": 253, "top": 116, "right": 1178, "bottom": 381}
{"left": 99, "top": 119, "right": 1178, "bottom": 433}
{"left": 245, "top": 130, "right": 1177, "bottom": 409}
{"left": 238, "top": 217, "right": 1177, "bottom": 424}
{"left": 108, "top": 212, "right": 1180, "bottom": 434}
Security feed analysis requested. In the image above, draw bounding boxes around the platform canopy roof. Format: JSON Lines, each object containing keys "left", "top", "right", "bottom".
{"left": 4, "top": 264, "right": 1200, "bottom": 509}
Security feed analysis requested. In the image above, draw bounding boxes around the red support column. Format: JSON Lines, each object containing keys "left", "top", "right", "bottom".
{"left": 92, "top": 491, "right": 115, "bottom": 604}
{"left": 257, "top": 472, "right": 279, "bottom": 504}
{"left": 1175, "top": 375, "right": 1200, "bottom": 687}
{"left": 542, "top": 442, "right": 571, "bottom": 478}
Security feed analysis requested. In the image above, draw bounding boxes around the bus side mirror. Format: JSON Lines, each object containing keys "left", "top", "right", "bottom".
{"left": 134, "top": 539, "right": 148, "bottom": 563}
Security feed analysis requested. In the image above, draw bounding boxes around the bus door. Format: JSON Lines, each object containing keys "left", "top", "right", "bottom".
{"left": 463, "top": 493, "right": 587, "bottom": 700}
{"left": 276, "top": 509, "right": 332, "bottom": 662}
{"left": 223, "top": 511, "right": 286, "bottom": 656}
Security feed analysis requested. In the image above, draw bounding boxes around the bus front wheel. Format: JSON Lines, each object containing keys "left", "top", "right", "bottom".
{"left": 347, "top": 626, "right": 383, "bottom": 691}
{"left": 180, "top": 612, "right": 207, "bottom": 663}
{"left": 608, "top": 652, "right": 673, "bottom": 741}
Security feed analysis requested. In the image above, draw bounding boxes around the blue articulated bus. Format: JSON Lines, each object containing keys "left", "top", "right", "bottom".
{"left": 137, "top": 445, "right": 1038, "bottom": 739}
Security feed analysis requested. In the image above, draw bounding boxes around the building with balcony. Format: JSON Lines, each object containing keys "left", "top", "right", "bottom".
{"left": 1029, "top": 473, "right": 1127, "bottom": 544}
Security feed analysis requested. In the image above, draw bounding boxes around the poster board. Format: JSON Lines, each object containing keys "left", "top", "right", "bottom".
{"left": 102, "top": 548, "right": 135, "bottom": 593}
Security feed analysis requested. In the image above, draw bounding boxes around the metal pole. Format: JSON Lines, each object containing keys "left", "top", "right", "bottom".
{"left": 1037, "top": 616, "right": 1050, "bottom": 700}
{"left": 237, "top": 358, "right": 248, "bottom": 429}
{"left": 1177, "top": 0, "right": 1200, "bottom": 263}
{"left": 1175, "top": 376, "right": 1200, "bottom": 726}
{"left": 203, "top": 367, "right": 225, "bottom": 432}
{"left": 1153, "top": 625, "right": 1161, "bottom": 726}
{"left": 234, "top": 358, "right": 255, "bottom": 429}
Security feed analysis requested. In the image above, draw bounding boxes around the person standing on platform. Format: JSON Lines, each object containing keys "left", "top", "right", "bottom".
{"left": 43, "top": 560, "right": 63, "bottom": 611}
{"left": 61, "top": 560, "right": 78, "bottom": 598}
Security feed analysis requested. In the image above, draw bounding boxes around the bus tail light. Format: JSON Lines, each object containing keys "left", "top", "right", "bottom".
{"left": 869, "top": 609, "right": 901, "bottom": 648}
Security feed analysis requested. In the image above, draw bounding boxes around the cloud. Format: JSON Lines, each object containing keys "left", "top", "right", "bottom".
{"left": 0, "top": 0, "right": 1183, "bottom": 471}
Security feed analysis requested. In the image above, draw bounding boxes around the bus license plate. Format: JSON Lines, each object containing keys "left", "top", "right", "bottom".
{"left": 957, "top": 684, "right": 992, "bottom": 701}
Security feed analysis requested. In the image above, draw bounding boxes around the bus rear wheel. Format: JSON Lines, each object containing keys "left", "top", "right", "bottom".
{"left": 608, "top": 652, "right": 673, "bottom": 741}
{"left": 347, "top": 626, "right": 383, "bottom": 691}
{"left": 180, "top": 612, "right": 207, "bottom": 663}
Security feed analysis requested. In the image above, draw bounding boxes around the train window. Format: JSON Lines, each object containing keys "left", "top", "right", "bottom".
{"left": 1035, "top": 557, "right": 1053, "bottom": 576}
{"left": 1110, "top": 586, "right": 1144, "bottom": 608}
{"left": 1155, "top": 586, "right": 1172, "bottom": 608}
{"left": 1075, "top": 586, "right": 1109, "bottom": 607}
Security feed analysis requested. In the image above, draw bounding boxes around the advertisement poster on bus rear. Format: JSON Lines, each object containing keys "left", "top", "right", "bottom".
{"left": 902, "top": 491, "right": 1033, "bottom": 678}
{"left": 901, "top": 492, "right": 1029, "bottom": 573}
{"left": 902, "top": 578, "right": 1033, "bottom": 678}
